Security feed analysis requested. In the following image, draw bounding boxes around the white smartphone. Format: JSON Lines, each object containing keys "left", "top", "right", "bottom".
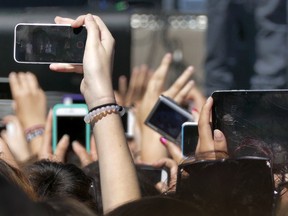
{"left": 14, "top": 23, "right": 87, "bottom": 64}
{"left": 122, "top": 108, "right": 135, "bottom": 139}
{"left": 145, "top": 95, "right": 194, "bottom": 145}
{"left": 52, "top": 104, "right": 90, "bottom": 154}
{"left": 181, "top": 122, "right": 199, "bottom": 156}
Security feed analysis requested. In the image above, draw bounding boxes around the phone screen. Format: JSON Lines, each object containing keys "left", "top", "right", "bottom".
{"left": 14, "top": 24, "right": 87, "bottom": 64}
{"left": 57, "top": 116, "right": 86, "bottom": 147}
{"left": 182, "top": 123, "right": 198, "bottom": 156}
{"left": 53, "top": 104, "right": 90, "bottom": 153}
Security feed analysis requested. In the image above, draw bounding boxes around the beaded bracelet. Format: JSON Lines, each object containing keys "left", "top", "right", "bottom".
{"left": 84, "top": 104, "right": 126, "bottom": 124}
{"left": 25, "top": 125, "right": 45, "bottom": 143}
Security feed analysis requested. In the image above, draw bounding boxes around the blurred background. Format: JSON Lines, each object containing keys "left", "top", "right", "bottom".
{"left": 0, "top": 0, "right": 287, "bottom": 115}
{"left": 0, "top": 0, "right": 207, "bottom": 92}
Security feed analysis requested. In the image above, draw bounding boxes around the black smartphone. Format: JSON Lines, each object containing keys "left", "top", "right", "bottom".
{"left": 136, "top": 164, "right": 169, "bottom": 185}
{"left": 212, "top": 90, "right": 288, "bottom": 171}
{"left": 145, "top": 95, "right": 194, "bottom": 145}
{"left": 14, "top": 23, "right": 87, "bottom": 64}
{"left": 181, "top": 122, "right": 198, "bottom": 156}
{"left": 0, "top": 78, "right": 12, "bottom": 100}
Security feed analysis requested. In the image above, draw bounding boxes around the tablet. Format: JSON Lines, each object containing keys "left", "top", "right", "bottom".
{"left": 212, "top": 90, "right": 288, "bottom": 171}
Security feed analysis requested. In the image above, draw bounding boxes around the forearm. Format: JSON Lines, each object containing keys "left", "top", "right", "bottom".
{"left": 92, "top": 114, "right": 141, "bottom": 213}
{"left": 29, "top": 136, "right": 44, "bottom": 156}
{"left": 140, "top": 126, "right": 168, "bottom": 163}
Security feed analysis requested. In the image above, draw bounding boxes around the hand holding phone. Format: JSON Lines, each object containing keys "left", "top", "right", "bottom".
{"left": 52, "top": 104, "right": 90, "bottom": 164}
{"left": 14, "top": 23, "right": 87, "bottom": 64}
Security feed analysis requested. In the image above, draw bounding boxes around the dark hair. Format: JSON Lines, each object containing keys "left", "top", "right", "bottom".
{"left": 106, "top": 196, "right": 204, "bottom": 216}
{"left": 38, "top": 197, "right": 97, "bottom": 216}
{"left": 82, "top": 162, "right": 162, "bottom": 215}
{"left": 0, "top": 173, "right": 44, "bottom": 216}
{"left": 25, "top": 160, "right": 98, "bottom": 213}
{"left": 176, "top": 158, "right": 274, "bottom": 216}
{"left": 0, "top": 159, "right": 36, "bottom": 200}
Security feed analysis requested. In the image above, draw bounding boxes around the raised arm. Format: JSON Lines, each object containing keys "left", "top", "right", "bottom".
{"left": 50, "top": 14, "right": 141, "bottom": 213}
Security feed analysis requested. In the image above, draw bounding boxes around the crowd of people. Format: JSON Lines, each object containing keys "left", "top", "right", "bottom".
{"left": 0, "top": 13, "right": 286, "bottom": 216}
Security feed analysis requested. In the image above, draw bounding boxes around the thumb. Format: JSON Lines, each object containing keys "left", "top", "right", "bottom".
{"left": 213, "top": 129, "right": 228, "bottom": 159}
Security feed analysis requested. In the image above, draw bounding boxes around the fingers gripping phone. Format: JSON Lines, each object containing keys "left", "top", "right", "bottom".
{"left": 52, "top": 104, "right": 90, "bottom": 157}
{"left": 14, "top": 23, "right": 87, "bottom": 64}
{"left": 145, "top": 95, "right": 194, "bottom": 145}
{"left": 181, "top": 122, "right": 199, "bottom": 157}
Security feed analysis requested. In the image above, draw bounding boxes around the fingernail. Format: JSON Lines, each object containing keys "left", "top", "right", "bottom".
{"left": 160, "top": 137, "right": 167, "bottom": 146}
{"left": 187, "top": 66, "right": 194, "bottom": 71}
{"left": 192, "top": 107, "right": 198, "bottom": 113}
{"left": 214, "top": 129, "right": 223, "bottom": 141}
{"left": 86, "top": 13, "right": 94, "bottom": 21}
{"left": 62, "top": 134, "right": 69, "bottom": 140}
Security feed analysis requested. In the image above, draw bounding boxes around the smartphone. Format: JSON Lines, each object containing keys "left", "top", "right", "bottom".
{"left": 136, "top": 164, "right": 169, "bottom": 185}
{"left": 0, "top": 78, "right": 12, "bottom": 100}
{"left": 14, "top": 23, "right": 87, "bottom": 64}
{"left": 52, "top": 104, "right": 90, "bottom": 156}
{"left": 145, "top": 95, "right": 194, "bottom": 145}
{"left": 121, "top": 108, "right": 135, "bottom": 139}
{"left": 212, "top": 90, "right": 288, "bottom": 172}
{"left": 181, "top": 122, "right": 198, "bottom": 157}
{"left": 62, "top": 94, "right": 85, "bottom": 105}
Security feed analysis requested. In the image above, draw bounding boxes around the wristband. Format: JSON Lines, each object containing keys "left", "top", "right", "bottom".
{"left": 84, "top": 104, "right": 125, "bottom": 124}
{"left": 25, "top": 125, "right": 45, "bottom": 143}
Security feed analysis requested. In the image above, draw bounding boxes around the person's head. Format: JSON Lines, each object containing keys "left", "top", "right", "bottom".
{"left": 0, "top": 159, "right": 36, "bottom": 200}
{"left": 25, "top": 160, "right": 98, "bottom": 213}
{"left": 176, "top": 158, "right": 274, "bottom": 216}
{"left": 106, "top": 196, "right": 204, "bottom": 216}
{"left": 0, "top": 172, "right": 44, "bottom": 216}
{"left": 38, "top": 197, "right": 97, "bottom": 216}
{"left": 82, "top": 161, "right": 162, "bottom": 215}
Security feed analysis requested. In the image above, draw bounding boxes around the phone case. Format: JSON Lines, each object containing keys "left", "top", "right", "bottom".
{"left": 52, "top": 103, "right": 90, "bottom": 152}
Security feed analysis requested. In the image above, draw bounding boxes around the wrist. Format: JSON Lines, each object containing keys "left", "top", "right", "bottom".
{"left": 24, "top": 124, "right": 45, "bottom": 143}
{"left": 22, "top": 119, "right": 46, "bottom": 131}
{"left": 85, "top": 96, "right": 116, "bottom": 110}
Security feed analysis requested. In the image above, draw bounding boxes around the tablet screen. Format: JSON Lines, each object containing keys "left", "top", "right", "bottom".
{"left": 212, "top": 90, "right": 288, "bottom": 171}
